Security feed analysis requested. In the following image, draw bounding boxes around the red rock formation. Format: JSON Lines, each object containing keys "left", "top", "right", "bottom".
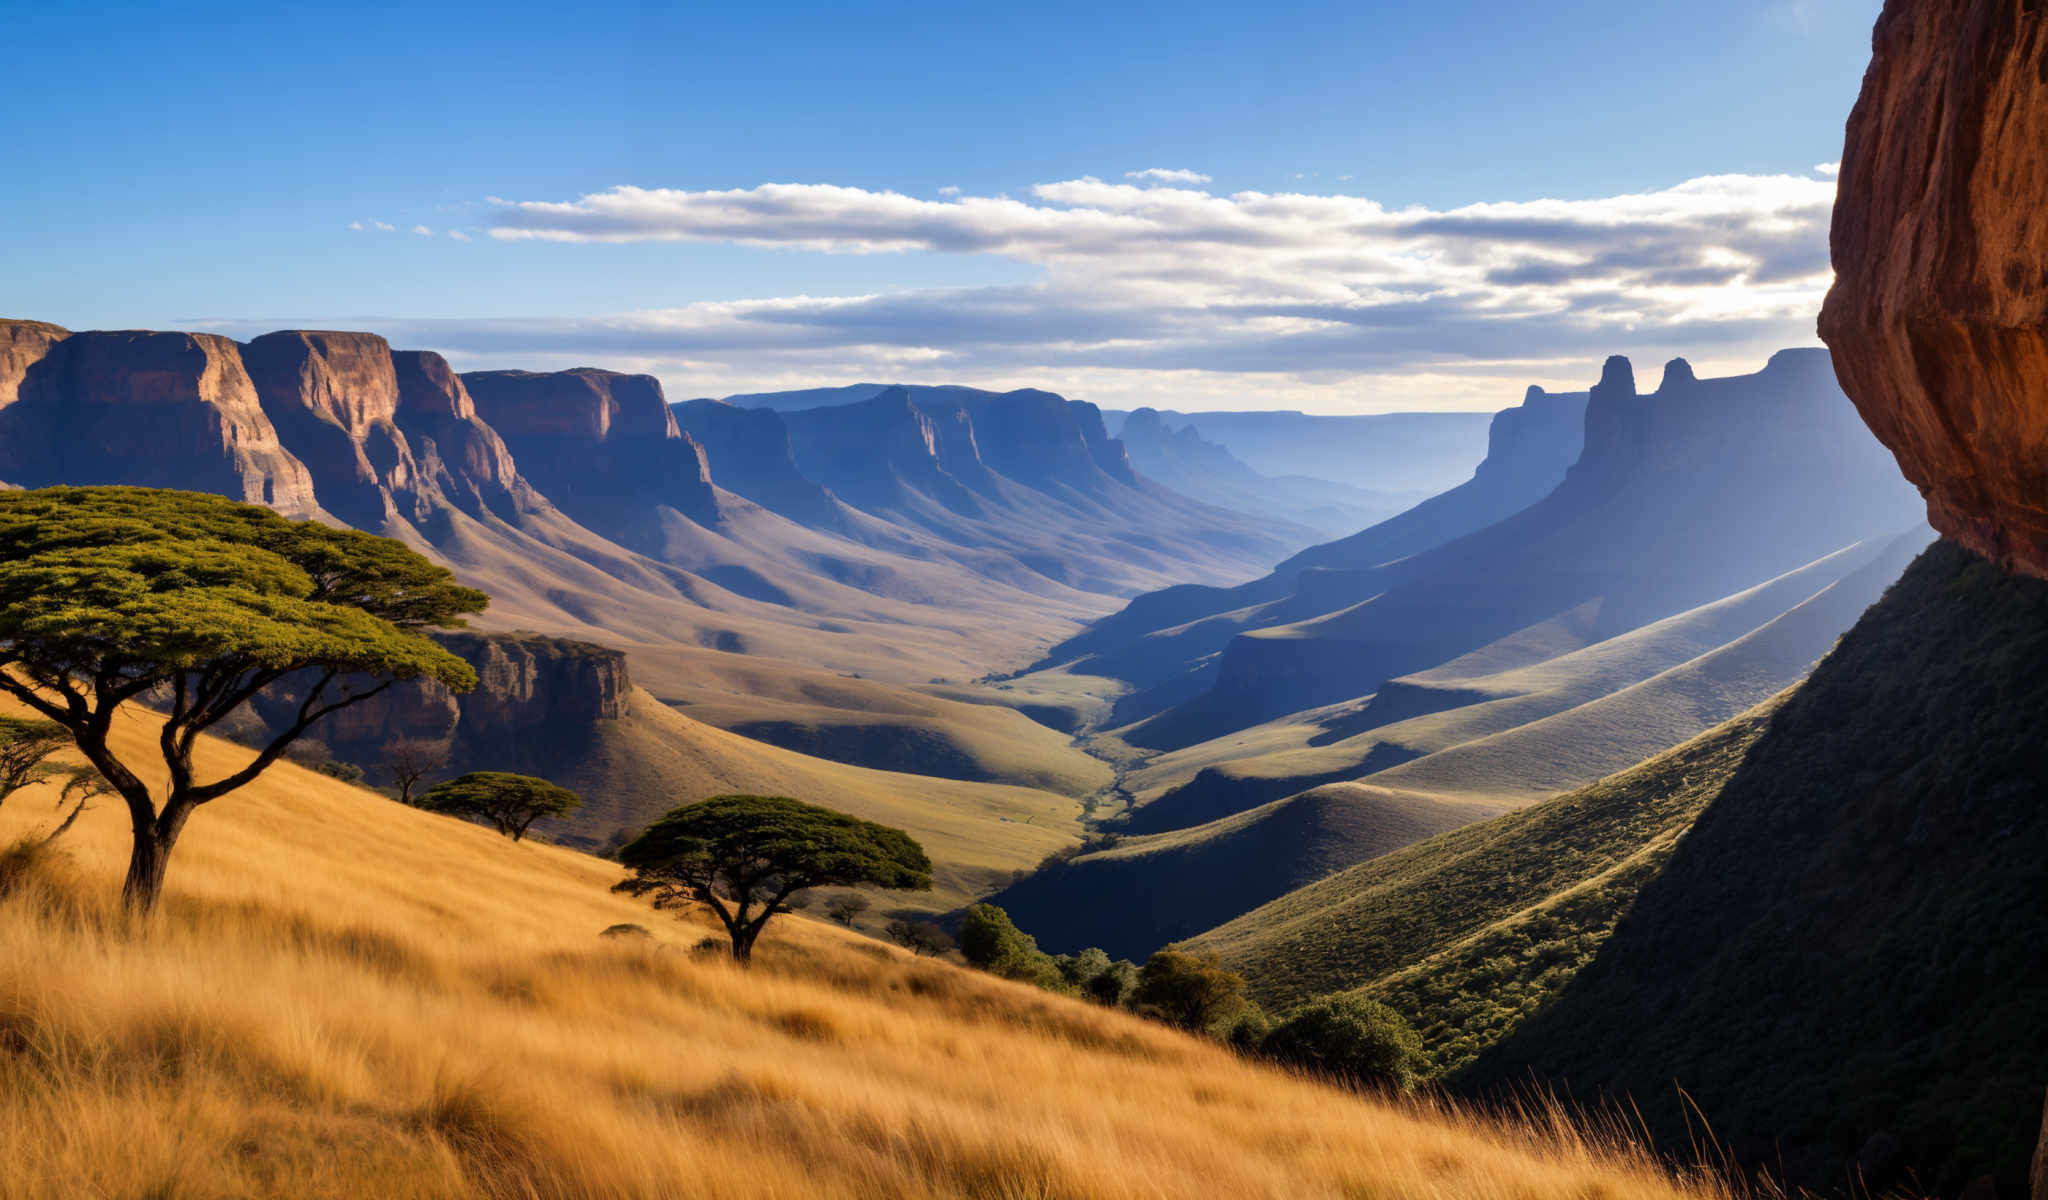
{"left": 461, "top": 367, "right": 724, "bottom": 534}
{"left": 0, "top": 327, "right": 321, "bottom": 515}
{"left": 0, "top": 319, "right": 68, "bottom": 413}
{"left": 1818, "top": 0, "right": 2048, "bottom": 579}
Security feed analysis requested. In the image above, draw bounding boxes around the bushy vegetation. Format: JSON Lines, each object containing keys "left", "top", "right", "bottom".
{"left": 1262, "top": 994, "right": 1424, "bottom": 1092}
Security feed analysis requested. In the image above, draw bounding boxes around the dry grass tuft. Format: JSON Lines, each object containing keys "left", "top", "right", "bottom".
{"left": 0, "top": 698, "right": 1731, "bottom": 1198}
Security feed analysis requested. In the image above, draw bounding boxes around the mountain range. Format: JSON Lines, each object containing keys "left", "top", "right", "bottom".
{"left": 992, "top": 349, "right": 1927, "bottom": 960}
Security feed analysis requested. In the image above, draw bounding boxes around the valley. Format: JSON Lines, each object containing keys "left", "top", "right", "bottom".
{"left": 6, "top": 2, "right": 2048, "bottom": 1194}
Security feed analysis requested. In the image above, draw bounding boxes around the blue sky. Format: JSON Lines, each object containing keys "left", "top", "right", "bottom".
{"left": 3, "top": 0, "right": 1882, "bottom": 411}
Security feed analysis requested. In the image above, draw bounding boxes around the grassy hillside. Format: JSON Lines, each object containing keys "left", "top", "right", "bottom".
{"left": 1469, "top": 541, "right": 2048, "bottom": 1197}
{"left": 654, "top": 658, "right": 1113, "bottom": 798}
{"left": 989, "top": 784, "right": 1504, "bottom": 960}
{"left": 1182, "top": 703, "right": 1776, "bottom": 1051}
{"left": 0, "top": 702, "right": 1720, "bottom": 1199}
{"left": 995, "top": 535, "right": 1919, "bottom": 964}
{"left": 510, "top": 687, "right": 1085, "bottom": 913}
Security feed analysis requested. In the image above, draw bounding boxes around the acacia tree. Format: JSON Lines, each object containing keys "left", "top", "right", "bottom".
{"left": 418, "top": 771, "right": 580, "bottom": 841}
{"left": 615, "top": 794, "right": 932, "bottom": 963}
{"left": 383, "top": 738, "right": 447, "bottom": 807}
{"left": 0, "top": 486, "right": 486, "bottom": 912}
{"left": 0, "top": 715, "right": 107, "bottom": 843}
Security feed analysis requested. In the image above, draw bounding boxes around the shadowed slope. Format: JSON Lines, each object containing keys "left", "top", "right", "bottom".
{"left": 1471, "top": 541, "right": 2048, "bottom": 1196}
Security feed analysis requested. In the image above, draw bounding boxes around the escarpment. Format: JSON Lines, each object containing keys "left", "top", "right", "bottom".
{"left": 461, "top": 367, "right": 725, "bottom": 541}
{"left": 249, "top": 631, "right": 632, "bottom": 770}
{"left": 0, "top": 323, "right": 321, "bottom": 515}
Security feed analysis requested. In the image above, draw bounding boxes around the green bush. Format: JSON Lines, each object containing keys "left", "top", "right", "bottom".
{"left": 959, "top": 903, "right": 1066, "bottom": 988}
{"left": 1264, "top": 993, "right": 1424, "bottom": 1091}
{"left": 1132, "top": 949, "right": 1257, "bottom": 1038}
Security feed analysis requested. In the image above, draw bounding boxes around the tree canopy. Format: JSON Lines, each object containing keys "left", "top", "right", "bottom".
{"left": 0, "top": 486, "right": 487, "bottom": 910}
{"left": 418, "top": 771, "right": 581, "bottom": 841}
{"left": 616, "top": 794, "right": 931, "bottom": 962}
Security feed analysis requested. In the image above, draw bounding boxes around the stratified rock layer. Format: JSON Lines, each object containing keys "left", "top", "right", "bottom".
{"left": 1819, "top": 0, "right": 2048, "bottom": 579}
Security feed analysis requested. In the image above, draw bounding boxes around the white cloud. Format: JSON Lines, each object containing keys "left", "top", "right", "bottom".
{"left": 1814, "top": 161, "right": 1840, "bottom": 177}
{"left": 448, "top": 229, "right": 472, "bottom": 242}
{"left": 412, "top": 224, "right": 434, "bottom": 236}
{"left": 372, "top": 221, "right": 396, "bottom": 232}
{"left": 314, "top": 170, "right": 1842, "bottom": 412}
{"left": 1124, "top": 168, "right": 1212, "bottom": 185}
{"left": 938, "top": 185, "right": 961, "bottom": 197}
{"left": 348, "top": 221, "right": 365, "bottom": 231}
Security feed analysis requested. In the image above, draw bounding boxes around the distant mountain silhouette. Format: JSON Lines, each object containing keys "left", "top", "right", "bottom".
{"left": 1118, "top": 408, "right": 1421, "bottom": 536}
{"left": 1103, "top": 407, "right": 1491, "bottom": 496}
{"left": 1129, "top": 351, "right": 1921, "bottom": 751}
{"left": 1041, "top": 381, "right": 1589, "bottom": 712}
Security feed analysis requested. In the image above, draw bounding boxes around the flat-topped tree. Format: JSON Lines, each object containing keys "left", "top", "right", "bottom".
{"left": 418, "top": 771, "right": 580, "bottom": 841}
{"left": 0, "top": 486, "right": 487, "bottom": 912}
{"left": 616, "top": 795, "right": 932, "bottom": 963}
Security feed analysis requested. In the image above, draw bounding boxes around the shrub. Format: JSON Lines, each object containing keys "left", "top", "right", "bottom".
{"left": 1084, "top": 958, "right": 1140, "bottom": 1007}
{"left": 1263, "top": 994, "right": 1425, "bottom": 1092}
{"left": 887, "top": 919, "right": 955, "bottom": 957}
{"left": 1133, "top": 950, "right": 1257, "bottom": 1037}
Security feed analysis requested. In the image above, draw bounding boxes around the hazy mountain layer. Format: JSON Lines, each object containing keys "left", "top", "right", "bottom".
{"left": 1126, "top": 351, "right": 1921, "bottom": 752}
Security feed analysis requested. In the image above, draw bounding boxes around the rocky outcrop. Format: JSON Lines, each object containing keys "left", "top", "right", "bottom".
{"left": 1818, "top": 0, "right": 2048, "bottom": 579}
{"left": 461, "top": 368, "right": 724, "bottom": 538}
{"left": 0, "top": 326, "right": 321, "bottom": 515}
{"left": 252, "top": 631, "right": 631, "bottom": 770}
{"left": 0, "top": 320, "right": 68, "bottom": 413}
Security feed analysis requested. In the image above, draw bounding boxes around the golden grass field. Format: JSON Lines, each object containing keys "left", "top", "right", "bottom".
{"left": 0, "top": 698, "right": 1729, "bottom": 1199}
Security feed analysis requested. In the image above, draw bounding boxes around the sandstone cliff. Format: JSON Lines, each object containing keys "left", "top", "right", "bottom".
{"left": 461, "top": 368, "right": 725, "bottom": 542}
{"left": 0, "top": 323, "right": 322, "bottom": 515}
{"left": 1819, "top": 0, "right": 2048, "bottom": 578}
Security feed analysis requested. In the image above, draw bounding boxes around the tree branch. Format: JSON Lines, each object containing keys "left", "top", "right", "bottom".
{"left": 186, "top": 676, "right": 393, "bottom": 804}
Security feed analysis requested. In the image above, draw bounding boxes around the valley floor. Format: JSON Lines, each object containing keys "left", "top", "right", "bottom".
{"left": 0, "top": 701, "right": 1725, "bottom": 1199}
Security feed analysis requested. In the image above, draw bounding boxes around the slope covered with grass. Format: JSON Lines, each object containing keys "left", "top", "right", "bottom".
{"left": 1183, "top": 703, "right": 1775, "bottom": 1028}
{"left": 1471, "top": 541, "right": 2048, "bottom": 1196}
{"left": 0, "top": 700, "right": 1720, "bottom": 1200}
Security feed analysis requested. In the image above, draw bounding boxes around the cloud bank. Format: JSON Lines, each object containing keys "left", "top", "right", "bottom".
{"left": 361, "top": 169, "right": 1843, "bottom": 411}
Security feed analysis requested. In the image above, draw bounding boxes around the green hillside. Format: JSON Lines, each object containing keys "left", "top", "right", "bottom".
{"left": 1183, "top": 702, "right": 1775, "bottom": 1032}
{"left": 1470, "top": 541, "right": 2048, "bottom": 1197}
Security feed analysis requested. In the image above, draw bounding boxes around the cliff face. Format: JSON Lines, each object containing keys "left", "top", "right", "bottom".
{"left": 254, "top": 631, "right": 631, "bottom": 769}
{"left": 461, "top": 368, "right": 724, "bottom": 536}
{"left": 0, "top": 324, "right": 540, "bottom": 530}
{"left": 782, "top": 387, "right": 991, "bottom": 516}
{"left": 670, "top": 398, "right": 842, "bottom": 528}
{"left": 1818, "top": 0, "right": 2048, "bottom": 579}
{"left": 0, "top": 324, "right": 322, "bottom": 515}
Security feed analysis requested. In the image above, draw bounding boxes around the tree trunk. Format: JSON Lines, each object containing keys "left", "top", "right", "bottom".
{"left": 731, "top": 925, "right": 759, "bottom": 964}
{"left": 121, "top": 799, "right": 193, "bottom": 915}
{"left": 121, "top": 832, "right": 171, "bottom": 914}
